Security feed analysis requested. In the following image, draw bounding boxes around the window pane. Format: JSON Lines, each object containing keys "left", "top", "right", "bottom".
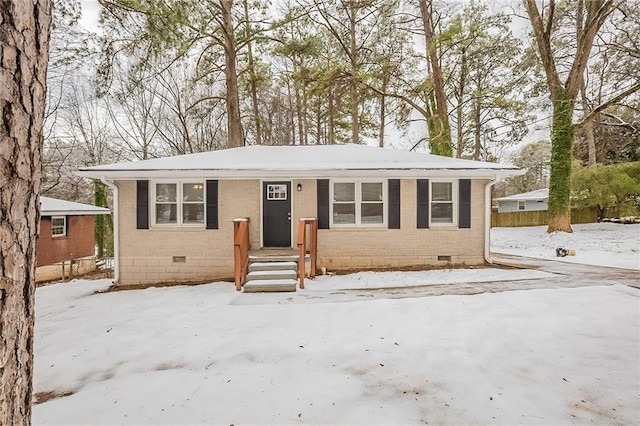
{"left": 361, "top": 182, "right": 382, "bottom": 202}
{"left": 183, "top": 183, "right": 204, "bottom": 202}
{"left": 52, "top": 217, "right": 65, "bottom": 236}
{"left": 432, "top": 182, "right": 452, "bottom": 201}
{"left": 267, "top": 184, "right": 287, "bottom": 200}
{"left": 334, "top": 183, "right": 355, "bottom": 202}
{"left": 156, "top": 204, "right": 177, "bottom": 224}
{"left": 361, "top": 203, "right": 383, "bottom": 224}
{"left": 333, "top": 203, "right": 355, "bottom": 224}
{"left": 183, "top": 204, "right": 204, "bottom": 224}
{"left": 156, "top": 183, "right": 177, "bottom": 202}
{"left": 431, "top": 203, "right": 453, "bottom": 223}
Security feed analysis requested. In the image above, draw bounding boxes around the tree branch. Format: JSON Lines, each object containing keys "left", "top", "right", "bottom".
{"left": 575, "top": 81, "right": 640, "bottom": 130}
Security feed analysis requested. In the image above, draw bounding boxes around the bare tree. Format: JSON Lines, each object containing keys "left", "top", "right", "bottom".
{"left": 524, "top": 0, "right": 639, "bottom": 232}
{"left": 0, "top": 1, "right": 52, "bottom": 424}
{"left": 99, "top": 0, "right": 244, "bottom": 148}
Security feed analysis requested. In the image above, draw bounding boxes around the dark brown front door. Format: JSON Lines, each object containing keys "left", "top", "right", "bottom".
{"left": 263, "top": 181, "right": 291, "bottom": 247}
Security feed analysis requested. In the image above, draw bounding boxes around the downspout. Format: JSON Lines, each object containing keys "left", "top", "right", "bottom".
{"left": 101, "top": 177, "right": 119, "bottom": 283}
{"left": 484, "top": 177, "right": 497, "bottom": 264}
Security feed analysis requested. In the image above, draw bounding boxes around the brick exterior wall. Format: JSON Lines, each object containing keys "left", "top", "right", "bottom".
{"left": 37, "top": 215, "right": 97, "bottom": 266}
{"left": 316, "top": 179, "right": 487, "bottom": 270}
{"left": 115, "top": 178, "right": 490, "bottom": 287}
{"left": 117, "top": 180, "right": 260, "bottom": 286}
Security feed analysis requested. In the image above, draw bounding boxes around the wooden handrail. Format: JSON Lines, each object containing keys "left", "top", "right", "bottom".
{"left": 233, "top": 218, "right": 250, "bottom": 291}
{"left": 297, "top": 218, "right": 318, "bottom": 289}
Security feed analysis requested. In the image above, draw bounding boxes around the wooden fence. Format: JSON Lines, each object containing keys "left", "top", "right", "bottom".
{"left": 491, "top": 206, "right": 598, "bottom": 228}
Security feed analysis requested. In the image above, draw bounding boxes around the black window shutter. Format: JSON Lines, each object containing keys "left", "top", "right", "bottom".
{"left": 417, "top": 179, "right": 429, "bottom": 229}
{"left": 317, "top": 179, "right": 330, "bottom": 229}
{"left": 206, "top": 180, "right": 219, "bottom": 229}
{"left": 136, "top": 180, "right": 149, "bottom": 230}
{"left": 65, "top": 215, "right": 69, "bottom": 236}
{"left": 459, "top": 179, "right": 471, "bottom": 228}
{"left": 388, "top": 179, "right": 401, "bottom": 229}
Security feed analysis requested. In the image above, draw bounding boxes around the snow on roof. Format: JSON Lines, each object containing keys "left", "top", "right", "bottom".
{"left": 495, "top": 188, "right": 549, "bottom": 202}
{"left": 77, "top": 144, "right": 523, "bottom": 179}
{"left": 41, "top": 197, "right": 111, "bottom": 216}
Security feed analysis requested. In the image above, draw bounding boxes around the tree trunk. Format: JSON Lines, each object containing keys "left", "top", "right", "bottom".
{"left": 286, "top": 79, "right": 296, "bottom": 145}
{"left": 378, "top": 73, "right": 390, "bottom": 148}
{"left": 547, "top": 94, "right": 575, "bottom": 233}
{"left": 302, "top": 82, "right": 309, "bottom": 145}
{"left": 349, "top": 2, "right": 359, "bottom": 144}
{"left": 328, "top": 87, "right": 335, "bottom": 144}
{"left": 455, "top": 48, "right": 467, "bottom": 158}
{"left": 243, "top": 0, "right": 262, "bottom": 145}
{"left": 0, "top": 1, "right": 52, "bottom": 424}
{"left": 579, "top": 78, "right": 597, "bottom": 166}
{"left": 584, "top": 120, "right": 597, "bottom": 166}
{"left": 221, "top": 0, "right": 243, "bottom": 148}
{"left": 94, "top": 180, "right": 108, "bottom": 258}
{"left": 473, "top": 100, "right": 481, "bottom": 160}
{"left": 419, "top": 0, "right": 452, "bottom": 157}
{"left": 378, "top": 94, "right": 386, "bottom": 148}
{"left": 293, "top": 66, "right": 304, "bottom": 145}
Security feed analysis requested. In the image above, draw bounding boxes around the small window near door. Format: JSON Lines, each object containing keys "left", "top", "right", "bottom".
{"left": 518, "top": 200, "right": 526, "bottom": 210}
{"left": 52, "top": 216, "right": 66, "bottom": 237}
{"left": 267, "top": 184, "right": 287, "bottom": 200}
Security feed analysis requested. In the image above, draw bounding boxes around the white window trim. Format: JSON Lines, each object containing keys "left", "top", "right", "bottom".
{"left": 51, "top": 216, "right": 66, "bottom": 237}
{"left": 330, "top": 179, "right": 387, "bottom": 227}
{"left": 429, "top": 179, "right": 458, "bottom": 227}
{"left": 518, "top": 200, "right": 526, "bottom": 210}
{"left": 151, "top": 180, "right": 206, "bottom": 227}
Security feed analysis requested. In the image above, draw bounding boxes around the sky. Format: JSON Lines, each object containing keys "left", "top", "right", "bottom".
{"left": 79, "top": 0, "right": 101, "bottom": 31}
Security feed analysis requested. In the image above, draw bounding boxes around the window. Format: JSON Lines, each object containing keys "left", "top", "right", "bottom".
{"left": 52, "top": 216, "right": 66, "bottom": 237}
{"left": 430, "top": 181, "right": 456, "bottom": 225}
{"left": 267, "top": 184, "right": 287, "bottom": 200}
{"left": 154, "top": 182, "right": 204, "bottom": 225}
{"left": 333, "top": 182, "right": 355, "bottom": 224}
{"left": 518, "top": 200, "right": 526, "bottom": 210}
{"left": 331, "top": 181, "right": 385, "bottom": 226}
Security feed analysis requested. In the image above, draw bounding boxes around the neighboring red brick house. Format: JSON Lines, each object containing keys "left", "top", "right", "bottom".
{"left": 37, "top": 197, "right": 110, "bottom": 268}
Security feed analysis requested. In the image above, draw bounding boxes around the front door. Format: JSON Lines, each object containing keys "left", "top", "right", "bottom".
{"left": 263, "top": 181, "right": 292, "bottom": 247}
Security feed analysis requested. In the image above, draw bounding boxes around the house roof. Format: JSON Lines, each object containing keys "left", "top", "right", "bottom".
{"left": 76, "top": 144, "right": 524, "bottom": 180}
{"left": 495, "top": 188, "right": 549, "bottom": 202}
{"left": 41, "top": 197, "right": 111, "bottom": 216}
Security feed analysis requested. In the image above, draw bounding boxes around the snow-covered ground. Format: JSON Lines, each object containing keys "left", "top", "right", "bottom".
{"left": 492, "top": 222, "right": 640, "bottom": 270}
{"left": 32, "top": 223, "right": 639, "bottom": 424}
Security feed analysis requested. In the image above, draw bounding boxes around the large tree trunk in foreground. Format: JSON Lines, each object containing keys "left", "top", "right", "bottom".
{"left": 547, "top": 94, "right": 575, "bottom": 233}
{"left": 0, "top": 1, "right": 52, "bottom": 424}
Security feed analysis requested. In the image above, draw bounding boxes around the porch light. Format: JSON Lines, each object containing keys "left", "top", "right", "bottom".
{"left": 297, "top": 183, "right": 302, "bottom": 191}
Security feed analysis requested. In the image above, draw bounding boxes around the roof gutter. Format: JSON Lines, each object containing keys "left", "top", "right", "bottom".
{"left": 77, "top": 168, "right": 523, "bottom": 180}
{"left": 100, "top": 177, "right": 119, "bottom": 284}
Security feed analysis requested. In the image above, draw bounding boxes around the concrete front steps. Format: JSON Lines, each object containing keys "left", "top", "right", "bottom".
{"left": 243, "top": 258, "right": 299, "bottom": 293}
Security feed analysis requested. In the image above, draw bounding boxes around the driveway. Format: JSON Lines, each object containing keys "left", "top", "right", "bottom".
{"left": 491, "top": 253, "right": 640, "bottom": 289}
{"left": 234, "top": 254, "right": 639, "bottom": 306}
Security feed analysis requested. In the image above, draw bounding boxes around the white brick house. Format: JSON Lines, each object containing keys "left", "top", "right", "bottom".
{"left": 77, "top": 144, "right": 522, "bottom": 287}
